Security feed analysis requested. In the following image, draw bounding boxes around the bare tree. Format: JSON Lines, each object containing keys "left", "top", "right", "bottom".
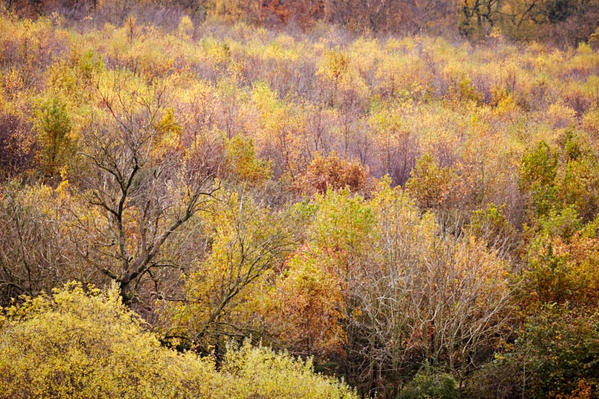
{"left": 0, "top": 182, "right": 60, "bottom": 304}
{"left": 70, "top": 78, "right": 221, "bottom": 307}
{"left": 344, "top": 193, "right": 513, "bottom": 396}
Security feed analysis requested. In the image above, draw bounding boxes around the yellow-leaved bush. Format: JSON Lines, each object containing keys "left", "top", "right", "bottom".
{"left": 0, "top": 282, "right": 358, "bottom": 399}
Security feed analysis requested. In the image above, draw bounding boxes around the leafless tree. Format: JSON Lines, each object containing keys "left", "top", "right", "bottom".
{"left": 70, "top": 77, "right": 221, "bottom": 307}
{"left": 0, "top": 181, "right": 96, "bottom": 305}
{"left": 343, "top": 195, "right": 513, "bottom": 396}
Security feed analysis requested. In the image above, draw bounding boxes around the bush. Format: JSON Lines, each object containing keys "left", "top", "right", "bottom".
{"left": 406, "top": 154, "right": 461, "bottom": 210}
{"left": 0, "top": 282, "right": 359, "bottom": 399}
{"left": 399, "top": 370, "right": 460, "bottom": 399}
{"left": 222, "top": 341, "right": 358, "bottom": 399}
{"left": 0, "top": 282, "right": 220, "bottom": 399}
{"left": 34, "top": 96, "right": 74, "bottom": 177}
{"left": 295, "top": 152, "right": 371, "bottom": 196}
{"left": 466, "top": 307, "right": 599, "bottom": 399}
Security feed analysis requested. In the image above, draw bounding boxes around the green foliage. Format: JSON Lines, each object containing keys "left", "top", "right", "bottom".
{"left": 520, "top": 131, "right": 599, "bottom": 223}
{"left": 76, "top": 49, "right": 105, "bottom": 82}
{"left": 536, "top": 205, "right": 582, "bottom": 239}
{"left": 519, "top": 141, "right": 559, "bottom": 217}
{"left": 520, "top": 141, "right": 558, "bottom": 188}
{"left": 467, "top": 306, "right": 599, "bottom": 399}
{"left": 310, "top": 188, "right": 377, "bottom": 260}
{"left": 522, "top": 205, "right": 599, "bottom": 308}
{"left": 519, "top": 131, "right": 599, "bottom": 310}
{"left": 399, "top": 369, "right": 460, "bottom": 399}
{"left": 34, "top": 96, "right": 74, "bottom": 176}
{"left": 470, "top": 203, "right": 517, "bottom": 243}
{"left": 557, "top": 148, "right": 599, "bottom": 222}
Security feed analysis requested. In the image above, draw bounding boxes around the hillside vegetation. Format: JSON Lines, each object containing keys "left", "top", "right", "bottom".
{"left": 1, "top": 3, "right": 599, "bottom": 398}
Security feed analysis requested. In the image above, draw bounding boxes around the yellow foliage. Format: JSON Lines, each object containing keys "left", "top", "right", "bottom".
{"left": 225, "top": 135, "right": 272, "bottom": 185}
{"left": 0, "top": 283, "right": 358, "bottom": 399}
{"left": 547, "top": 102, "right": 578, "bottom": 129}
{"left": 0, "top": 282, "right": 222, "bottom": 399}
{"left": 3, "top": 9, "right": 599, "bottom": 397}
{"left": 177, "top": 15, "right": 194, "bottom": 39}
{"left": 162, "top": 190, "right": 293, "bottom": 349}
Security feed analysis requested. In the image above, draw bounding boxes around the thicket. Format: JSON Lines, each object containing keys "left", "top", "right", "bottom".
{"left": 2, "top": 0, "right": 599, "bottom": 45}
{"left": 1, "top": 5, "right": 599, "bottom": 398}
{"left": 0, "top": 282, "right": 358, "bottom": 399}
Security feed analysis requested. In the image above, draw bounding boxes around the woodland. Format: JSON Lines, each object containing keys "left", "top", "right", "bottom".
{"left": 1, "top": 0, "right": 599, "bottom": 398}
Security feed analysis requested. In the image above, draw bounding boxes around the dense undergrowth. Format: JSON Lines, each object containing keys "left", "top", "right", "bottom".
{"left": 1, "top": 5, "right": 599, "bottom": 398}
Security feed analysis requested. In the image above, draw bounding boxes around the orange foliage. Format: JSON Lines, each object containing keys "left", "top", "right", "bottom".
{"left": 294, "top": 152, "right": 371, "bottom": 196}
{"left": 566, "top": 379, "right": 594, "bottom": 399}
{"left": 268, "top": 245, "right": 346, "bottom": 358}
{"left": 261, "top": 0, "right": 325, "bottom": 26}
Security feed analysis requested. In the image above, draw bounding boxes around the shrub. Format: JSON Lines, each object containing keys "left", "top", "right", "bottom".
{"left": 295, "top": 152, "right": 371, "bottom": 196}
{"left": 223, "top": 341, "right": 358, "bottom": 399}
{"left": 34, "top": 96, "right": 74, "bottom": 177}
{"left": 0, "top": 282, "right": 220, "bottom": 399}
{"left": 405, "top": 154, "right": 461, "bottom": 210}
{"left": 0, "top": 282, "right": 359, "bottom": 399}
{"left": 399, "top": 370, "right": 460, "bottom": 399}
{"left": 466, "top": 307, "right": 599, "bottom": 399}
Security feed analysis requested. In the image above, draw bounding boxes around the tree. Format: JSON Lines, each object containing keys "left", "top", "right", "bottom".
{"left": 268, "top": 248, "right": 346, "bottom": 358}
{"left": 224, "top": 135, "right": 272, "bottom": 187}
{"left": 277, "top": 183, "right": 512, "bottom": 396}
{"left": 69, "top": 77, "right": 220, "bottom": 306}
{"left": 467, "top": 306, "right": 599, "bottom": 399}
{"left": 161, "top": 188, "right": 296, "bottom": 352}
{"left": 34, "top": 96, "right": 74, "bottom": 178}
{"left": 0, "top": 181, "right": 91, "bottom": 305}
{"left": 459, "top": 0, "right": 501, "bottom": 38}
{"left": 344, "top": 182, "right": 512, "bottom": 395}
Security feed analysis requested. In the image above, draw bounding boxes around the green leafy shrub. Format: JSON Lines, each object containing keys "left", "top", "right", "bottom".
{"left": 466, "top": 307, "right": 599, "bottom": 399}
{"left": 34, "top": 96, "right": 74, "bottom": 176}
{"left": 399, "top": 370, "right": 460, "bottom": 399}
